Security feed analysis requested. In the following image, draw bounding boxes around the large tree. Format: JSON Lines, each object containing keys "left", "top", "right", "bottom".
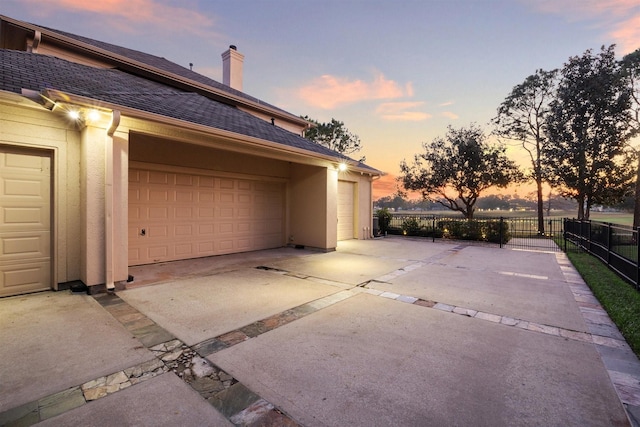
{"left": 399, "top": 124, "right": 522, "bottom": 219}
{"left": 493, "top": 68, "right": 558, "bottom": 235}
{"left": 544, "top": 45, "right": 635, "bottom": 220}
{"left": 302, "top": 116, "right": 364, "bottom": 161}
{"left": 620, "top": 49, "right": 640, "bottom": 229}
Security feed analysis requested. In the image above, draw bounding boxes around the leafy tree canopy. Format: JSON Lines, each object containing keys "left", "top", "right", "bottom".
{"left": 302, "top": 116, "right": 364, "bottom": 161}
{"left": 399, "top": 124, "right": 523, "bottom": 219}
{"left": 544, "top": 45, "right": 636, "bottom": 220}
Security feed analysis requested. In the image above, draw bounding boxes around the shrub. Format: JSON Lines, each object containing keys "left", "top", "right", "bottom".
{"left": 376, "top": 208, "right": 392, "bottom": 235}
{"left": 437, "top": 218, "right": 510, "bottom": 243}
{"left": 402, "top": 217, "right": 422, "bottom": 236}
{"left": 485, "top": 219, "right": 511, "bottom": 244}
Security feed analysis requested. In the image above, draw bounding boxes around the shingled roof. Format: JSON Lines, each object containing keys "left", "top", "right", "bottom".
{"left": 0, "top": 49, "right": 378, "bottom": 173}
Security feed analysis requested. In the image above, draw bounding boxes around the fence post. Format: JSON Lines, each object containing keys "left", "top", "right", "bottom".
{"left": 636, "top": 227, "right": 640, "bottom": 290}
{"left": 432, "top": 215, "right": 436, "bottom": 243}
{"left": 563, "top": 218, "right": 567, "bottom": 252}
{"left": 499, "top": 217, "right": 504, "bottom": 249}
{"left": 606, "top": 223, "right": 612, "bottom": 267}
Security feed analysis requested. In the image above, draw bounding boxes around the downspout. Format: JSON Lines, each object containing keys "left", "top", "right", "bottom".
{"left": 105, "top": 110, "right": 121, "bottom": 291}
{"left": 371, "top": 174, "right": 382, "bottom": 239}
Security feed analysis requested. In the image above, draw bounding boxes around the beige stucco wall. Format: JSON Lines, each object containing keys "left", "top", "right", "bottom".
{"left": 128, "top": 134, "right": 290, "bottom": 178}
{"left": 289, "top": 163, "right": 338, "bottom": 250}
{"left": 0, "top": 96, "right": 81, "bottom": 286}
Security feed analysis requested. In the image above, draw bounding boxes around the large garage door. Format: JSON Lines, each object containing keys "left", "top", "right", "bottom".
{"left": 128, "top": 167, "right": 285, "bottom": 266}
{"left": 337, "top": 181, "right": 355, "bottom": 241}
{"left": 0, "top": 147, "right": 51, "bottom": 297}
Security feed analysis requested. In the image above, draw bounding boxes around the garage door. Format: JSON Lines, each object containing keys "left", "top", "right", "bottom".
{"left": 128, "top": 167, "right": 285, "bottom": 266}
{"left": 0, "top": 147, "right": 51, "bottom": 297}
{"left": 337, "top": 181, "right": 355, "bottom": 241}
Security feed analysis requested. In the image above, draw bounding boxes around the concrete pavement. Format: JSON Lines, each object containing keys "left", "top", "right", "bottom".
{"left": 1, "top": 237, "right": 638, "bottom": 426}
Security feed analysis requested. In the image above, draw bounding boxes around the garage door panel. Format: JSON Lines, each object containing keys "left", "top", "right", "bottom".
{"left": 199, "top": 224, "right": 214, "bottom": 235}
{"left": 129, "top": 168, "right": 285, "bottom": 265}
{"left": 2, "top": 206, "right": 48, "bottom": 229}
{"left": 199, "top": 192, "right": 215, "bottom": 203}
{"left": 220, "top": 179, "right": 234, "bottom": 189}
{"left": 176, "top": 190, "right": 194, "bottom": 203}
{"left": 149, "top": 189, "right": 169, "bottom": 202}
{"left": 220, "top": 193, "right": 234, "bottom": 203}
{"left": 148, "top": 171, "right": 169, "bottom": 185}
{"left": 0, "top": 231, "right": 50, "bottom": 259}
{"left": 199, "top": 207, "right": 214, "bottom": 218}
{"left": 0, "top": 260, "right": 50, "bottom": 297}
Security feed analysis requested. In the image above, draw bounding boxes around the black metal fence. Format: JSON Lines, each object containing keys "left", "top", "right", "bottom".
{"left": 373, "top": 213, "right": 563, "bottom": 252}
{"left": 564, "top": 219, "right": 639, "bottom": 290}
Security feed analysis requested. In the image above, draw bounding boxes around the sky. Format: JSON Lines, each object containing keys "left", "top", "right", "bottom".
{"left": 3, "top": 0, "right": 640, "bottom": 200}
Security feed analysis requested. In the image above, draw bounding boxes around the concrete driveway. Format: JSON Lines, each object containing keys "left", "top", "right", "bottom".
{"left": 1, "top": 237, "right": 638, "bottom": 426}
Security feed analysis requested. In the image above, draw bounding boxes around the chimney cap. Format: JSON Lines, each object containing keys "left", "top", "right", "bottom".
{"left": 229, "top": 45, "right": 237, "bottom": 50}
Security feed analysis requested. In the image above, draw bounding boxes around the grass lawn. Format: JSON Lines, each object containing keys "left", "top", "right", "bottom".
{"left": 565, "top": 246, "right": 640, "bottom": 357}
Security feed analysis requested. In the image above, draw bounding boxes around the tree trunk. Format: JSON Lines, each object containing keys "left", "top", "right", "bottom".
{"left": 536, "top": 178, "right": 544, "bottom": 235}
{"left": 577, "top": 196, "right": 585, "bottom": 220}
{"left": 634, "top": 155, "right": 640, "bottom": 230}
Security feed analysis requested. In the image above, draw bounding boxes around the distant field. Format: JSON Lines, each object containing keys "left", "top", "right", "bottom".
{"left": 392, "top": 209, "right": 635, "bottom": 227}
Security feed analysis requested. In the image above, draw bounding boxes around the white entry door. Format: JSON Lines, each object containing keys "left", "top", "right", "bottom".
{"left": 337, "top": 181, "right": 355, "bottom": 241}
{"left": 0, "top": 147, "right": 52, "bottom": 297}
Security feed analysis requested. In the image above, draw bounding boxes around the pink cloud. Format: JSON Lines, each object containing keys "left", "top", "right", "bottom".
{"left": 297, "top": 73, "right": 410, "bottom": 109}
{"left": 441, "top": 111, "right": 459, "bottom": 120}
{"left": 21, "top": 0, "right": 216, "bottom": 36}
{"left": 376, "top": 102, "right": 431, "bottom": 121}
{"left": 529, "top": 0, "right": 640, "bottom": 53}
{"left": 611, "top": 14, "right": 640, "bottom": 53}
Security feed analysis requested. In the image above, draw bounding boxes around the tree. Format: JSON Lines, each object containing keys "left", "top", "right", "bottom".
{"left": 620, "top": 49, "right": 640, "bottom": 229}
{"left": 399, "top": 124, "right": 523, "bottom": 219}
{"left": 493, "top": 68, "right": 558, "bottom": 234}
{"left": 302, "top": 116, "right": 364, "bottom": 161}
{"left": 544, "top": 45, "right": 635, "bottom": 220}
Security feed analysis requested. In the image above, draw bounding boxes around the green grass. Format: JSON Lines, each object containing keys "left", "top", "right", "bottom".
{"left": 565, "top": 246, "right": 640, "bottom": 357}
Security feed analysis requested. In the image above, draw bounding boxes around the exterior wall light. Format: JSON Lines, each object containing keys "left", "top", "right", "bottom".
{"left": 87, "top": 109, "right": 101, "bottom": 122}
{"left": 68, "top": 110, "right": 81, "bottom": 120}
{"left": 338, "top": 162, "right": 348, "bottom": 172}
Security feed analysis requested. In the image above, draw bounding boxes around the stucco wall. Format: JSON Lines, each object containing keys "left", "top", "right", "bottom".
{"left": 128, "top": 134, "right": 290, "bottom": 178}
{"left": 289, "top": 163, "right": 335, "bottom": 250}
{"left": 0, "top": 97, "right": 81, "bottom": 286}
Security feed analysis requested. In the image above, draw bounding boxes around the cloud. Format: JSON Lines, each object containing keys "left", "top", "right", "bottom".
{"left": 610, "top": 14, "right": 640, "bottom": 53}
{"left": 440, "top": 111, "right": 459, "bottom": 120}
{"left": 376, "top": 102, "right": 432, "bottom": 121}
{"left": 439, "top": 101, "right": 455, "bottom": 107}
{"left": 20, "top": 0, "right": 217, "bottom": 36}
{"left": 528, "top": 0, "right": 640, "bottom": 53}
{"left": 296, "top": 72, "right": 411, "bottom": 109}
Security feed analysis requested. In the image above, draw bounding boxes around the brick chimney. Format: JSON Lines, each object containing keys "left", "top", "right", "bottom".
{"left": 221, "top": 45, "right": 244, "bottom": 91}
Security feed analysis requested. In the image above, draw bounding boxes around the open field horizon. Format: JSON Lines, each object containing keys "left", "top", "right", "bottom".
{"left": 388, "top": 209, "right": 635, "bottom": 227}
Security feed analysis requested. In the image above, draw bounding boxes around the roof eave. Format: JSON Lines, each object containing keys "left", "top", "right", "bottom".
{"left": 36, "top": 88, "right": 380, "bottom": 176}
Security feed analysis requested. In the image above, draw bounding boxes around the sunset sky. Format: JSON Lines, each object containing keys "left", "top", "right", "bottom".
{"left": 3, "top": 0, "right": 640, "bottom": 199}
